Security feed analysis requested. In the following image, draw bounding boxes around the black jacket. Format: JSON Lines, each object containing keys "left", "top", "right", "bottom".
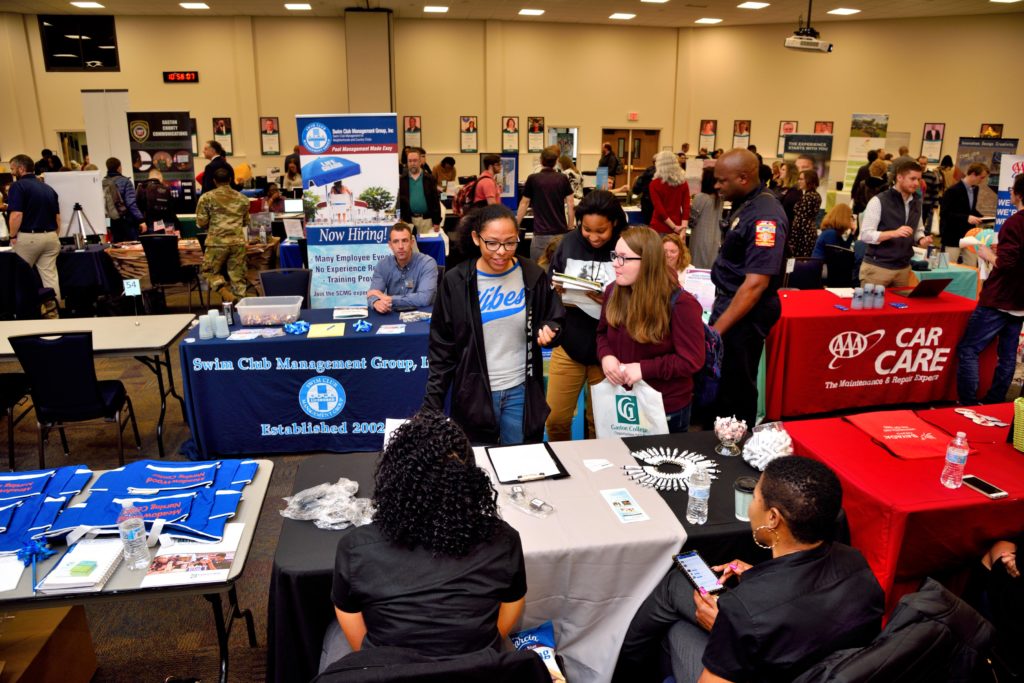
{"left": 201, "top": 155, "right": 235, "bottom": 194}
{"left": 423, "top": 258, "right": 565, "bottom": 444}
{"left": 398, "top": 170, "right": 442, "bottom": 226}
{"left": 547, "top": 229, "right": 616, "bottom": 366}
{"left": 939, "top": 180, "right": 981, "bottom": 247}
{"left": 851, "top": 163, "right": 871, "bottom": 213}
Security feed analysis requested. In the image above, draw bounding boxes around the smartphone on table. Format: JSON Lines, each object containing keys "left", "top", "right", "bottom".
{"left": 961, "top": 475, "right": 1008, "bottom": 499}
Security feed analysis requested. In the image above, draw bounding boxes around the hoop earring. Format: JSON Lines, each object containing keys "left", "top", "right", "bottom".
{"left": 753, "top": 525, "right": 780, "bottom": 550}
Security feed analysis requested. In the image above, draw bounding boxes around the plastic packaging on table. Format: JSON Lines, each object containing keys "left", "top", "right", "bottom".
{"left": 510, "top": 620, "right": 567, "bottom": 682}
{"left": 280, "top": 477, "right": 375, "bottom": 530}
{"left": 742, "top": 421, "right": 793, "bottom": 471}
{"left": 505, "top": 485, "right": 554, "bottom": 519}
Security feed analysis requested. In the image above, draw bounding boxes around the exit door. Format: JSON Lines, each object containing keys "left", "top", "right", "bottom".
{"left": 601, "top": 128, "right": 660, "bottom": 189}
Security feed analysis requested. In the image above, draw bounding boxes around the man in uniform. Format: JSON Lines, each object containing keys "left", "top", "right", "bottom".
{"left": 859, "top": 159, "right": 932, "bottom": 287}
{"left": 197, "top": 167, "right": 250, "bottom": 302}
{"left": 710, "top": 149, "right": 789, "bottom": 428}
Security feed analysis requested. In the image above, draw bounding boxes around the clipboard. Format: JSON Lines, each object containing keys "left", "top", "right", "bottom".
{"left": 485, "top": 442, "right": 570, "bottom": 484}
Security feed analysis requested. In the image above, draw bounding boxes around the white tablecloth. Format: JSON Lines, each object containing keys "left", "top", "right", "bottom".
{"left": 476, "top": 438, "right": 687, "bottom": 682}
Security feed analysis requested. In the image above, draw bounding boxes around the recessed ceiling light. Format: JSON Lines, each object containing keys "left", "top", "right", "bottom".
{"left": 285, "top": 2, "right": 311, "bottom": 8}
{"left": 70, "top": 1, "right": 104, "bottom": 7}
{"left": 695, "top": 17, "right": 723, "bottom": 23}
{"left": 990, "top": 0, "right": 1022, "bottom": 3}
{"left": 180, "top": 2, "right": 210, "bottom": 9}
{"left": 827, "top": 7, "right": 861, "bottom": 14}
{"left": 609, "top": 12, "right": 636, "bottom": 20}
{"left": 423, "top": 5, "right": 448, "bottom": 12}
{"left": 53, "top": 54, "right": 79, "bottom": 58}
{"left": 641, "top": 0, "right": 669, "bottom": 3}
{"left": 97, "top": 45, "right": 116, "bottom": 49}
{"left": 738, "top": 1, "right": 769, "bottom": 8}
{"left": 519, "top": 8, "right": 544, "bottom": 15}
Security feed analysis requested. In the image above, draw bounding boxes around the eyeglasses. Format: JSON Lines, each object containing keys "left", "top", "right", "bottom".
{"left": 609, "top": 252, "right": 642, "bottom": 266}
{"left": 481, "top": 239, "right": 519, "bottom": 253}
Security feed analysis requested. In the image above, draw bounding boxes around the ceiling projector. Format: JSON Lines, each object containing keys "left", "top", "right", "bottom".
{"left": 785, "top": 34, "right": 833, "bottom": 52}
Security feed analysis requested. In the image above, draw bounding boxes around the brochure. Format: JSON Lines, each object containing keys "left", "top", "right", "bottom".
{"left": 600, "top": 488, "right": 650, "bottom": 524}
{"left": 333, "top": 306, "right": 369, "bottom": 320}
{"left": 140, "top": 523, "right": 243, "bottom": 588}
{"left": 376, "top": 324, "right": 406, "bottom": 335}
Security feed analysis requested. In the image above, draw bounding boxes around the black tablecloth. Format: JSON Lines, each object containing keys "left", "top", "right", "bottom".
{"left": 268, "top": 453, "right": 378, "bottom": 683}
{"left": 623, "top": 431, "right": 772, "bottom": 567}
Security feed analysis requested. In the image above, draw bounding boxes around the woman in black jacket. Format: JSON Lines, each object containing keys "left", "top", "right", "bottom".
{"left": 422, "top": 205, "right": 564, "bottom": 445}
{"left": 545, "top": 190, "right": 625, "bottom": 441}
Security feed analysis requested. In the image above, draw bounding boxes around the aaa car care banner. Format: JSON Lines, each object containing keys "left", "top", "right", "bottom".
{"left": 126, "top": 112, "right": 196, "bottom": 212}
{"left": 843, "top": 113, "right": 888, "bottom": 188}
{"left": 763, "top": 292, "right": 987, "bottom": 420}
{"left": 297, "top": 113, "right": 398, "bottom": 307}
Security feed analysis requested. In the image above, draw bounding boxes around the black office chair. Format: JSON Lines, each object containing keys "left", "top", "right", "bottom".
{"left": 315, "top": 645, "right": 552, "bottom": 682}
{"left": 0, "top": 252, "right": 59, "bottom": 320}
{"left": 0, "top": 374, "right": 31, "bottom": 470}
{"left": 824, "top": 245, "right": 857, "bottom": 288}
{"left": 783, "top": 258, "right": 824, "bottom": 290}
{"left": 140, "top": 234, "right": 205, "bottom": 311}
{"left": 260, "top": 268, "right": 311, "bottom": 308}
{"left": 8, "top": 332, "right": 141, "bottom": 469}
{"left": 297, "top": 237, "right": 309, "bottom": 269}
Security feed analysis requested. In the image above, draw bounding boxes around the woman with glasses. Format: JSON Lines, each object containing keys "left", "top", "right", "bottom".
{"left": 597, "top": 226, "right": 704, "bottom": 433}
{"left": 423, "top": 204, "right": 564, "bottom": 445}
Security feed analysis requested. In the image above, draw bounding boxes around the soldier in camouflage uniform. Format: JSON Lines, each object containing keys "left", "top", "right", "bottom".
{"left": 197, "top": 167, "right": 250, "bottom": 302}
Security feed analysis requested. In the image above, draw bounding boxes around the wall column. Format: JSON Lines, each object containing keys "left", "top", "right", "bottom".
{"left": 344, "top": 10, "right": 395, "bottom": 113}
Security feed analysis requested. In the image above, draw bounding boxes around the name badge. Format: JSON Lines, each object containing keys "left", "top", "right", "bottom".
{"left": 754, "top": 220, "right": 777, "bottom": 248}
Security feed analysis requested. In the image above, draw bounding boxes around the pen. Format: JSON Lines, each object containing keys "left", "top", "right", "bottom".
{"left": 517, "top": 473, "right": 547, "bottom": 482}
{"left": 325, "top": 324, "right": 335, "bottom": 332}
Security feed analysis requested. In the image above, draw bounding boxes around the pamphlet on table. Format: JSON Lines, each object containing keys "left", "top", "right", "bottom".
{"left": 376, "top": 324, "right": 406, "bottom": 335}
{"left": 140, "top": 523, "right": 243, "bottom": 588}
{"left": 333, "top": 306, "right": 368, "bottom": 320}
{"left": 307, "top": 323, "right": 346, "bottom": 338}
{"left": 0, "top": 555, "right": 25, "bottom": 592}
{"left": 600, "top": 488, "right": 650, "bottom": 523}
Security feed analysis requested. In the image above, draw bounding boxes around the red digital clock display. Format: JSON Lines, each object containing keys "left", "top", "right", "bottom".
{"left": 163, "top": 71, "right": 199, "bottom": 83}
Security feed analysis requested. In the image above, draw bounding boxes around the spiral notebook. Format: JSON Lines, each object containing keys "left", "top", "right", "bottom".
{"left": 36, "top": 538, "right": 123, "bottom": 594}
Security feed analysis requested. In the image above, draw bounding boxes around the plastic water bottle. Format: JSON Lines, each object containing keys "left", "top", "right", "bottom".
{"left": 258, "top": 225, "right": 267, "bottom": 245}
{"left": 117, "top": 501, "right": 150, "bottom": 570}
{"left": 940, "top": 431, "right": 970, "bottom": 489}
{"left": 851, "top": 287, "right": 864, "bottom": 310}
{"left": 863, "top": 283, "right": 875, "bottom": 308}
{"left": 873, "top": 285, "right": 885, "bottom": 309}
{"left": 686, "top": 467, "right": 711, "bottom": 525}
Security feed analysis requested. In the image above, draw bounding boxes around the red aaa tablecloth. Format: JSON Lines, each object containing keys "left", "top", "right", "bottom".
{"left": 786, "top": 403, "right": 1024, "bottom": 612}
{"left": 765, "top": 290, "right": 992, "bottom": 420}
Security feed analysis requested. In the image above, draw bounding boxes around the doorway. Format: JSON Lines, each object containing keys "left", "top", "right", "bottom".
{"left": 601, "top": 128, "right": 660, "bottom": 189}
{"left": 58, "top": 131, "right": 89, "bottom": 168}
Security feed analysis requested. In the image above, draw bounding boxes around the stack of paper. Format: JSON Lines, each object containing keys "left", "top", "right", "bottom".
{"left": 552, "top": 272, "right": 603, "bottom": 292}
{"left": 36, "top": 538, "right": 123, "bottom": 594}
{"left": 553, "top": 272, "right": 605, "bottom": 317}
{"left": 333, "top": 306, "right": 368, "bottom": 320}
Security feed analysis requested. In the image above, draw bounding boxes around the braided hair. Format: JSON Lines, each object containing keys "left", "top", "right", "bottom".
{"left": 373, "top": 410, "right": 501, "bottom": 557}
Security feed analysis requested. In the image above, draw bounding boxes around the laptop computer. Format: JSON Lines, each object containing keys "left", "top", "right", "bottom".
{"left": 890, "top": 277, "right": 953, "bottom": 298}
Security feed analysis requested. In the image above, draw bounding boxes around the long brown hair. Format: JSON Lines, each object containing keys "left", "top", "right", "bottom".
{"left": 606, "top": 227, "right": 677, "bottom": 344}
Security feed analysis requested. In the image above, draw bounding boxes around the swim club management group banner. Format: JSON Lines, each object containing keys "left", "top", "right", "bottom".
{"left": 297, "top": 113, "right": 399, "bottom": 307}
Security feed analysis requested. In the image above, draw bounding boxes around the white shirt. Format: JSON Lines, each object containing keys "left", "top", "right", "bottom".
{"left": 859, "top": 192, "right": 925, "bottom": 245}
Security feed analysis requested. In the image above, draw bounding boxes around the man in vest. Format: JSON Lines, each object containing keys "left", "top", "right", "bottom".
{"left": 858, "top": 159, "right": 932, "bottom": 287}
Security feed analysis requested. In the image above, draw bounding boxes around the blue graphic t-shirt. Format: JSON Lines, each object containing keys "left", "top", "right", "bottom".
{"left": 477, "top": 261, "right": 527, "bottom": 391}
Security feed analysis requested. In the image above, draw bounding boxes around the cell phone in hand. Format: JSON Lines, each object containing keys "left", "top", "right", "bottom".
{"left": 674, "top": 550, "right": 725, "bottom": 595}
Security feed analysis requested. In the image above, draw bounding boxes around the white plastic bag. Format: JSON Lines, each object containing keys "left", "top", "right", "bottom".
{"left": 591, "top": 379, "right": 669, "bottom": 439}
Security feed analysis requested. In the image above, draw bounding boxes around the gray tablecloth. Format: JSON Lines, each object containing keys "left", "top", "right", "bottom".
{"left": 477, "top": 438, "right": 687, "bottom": 683}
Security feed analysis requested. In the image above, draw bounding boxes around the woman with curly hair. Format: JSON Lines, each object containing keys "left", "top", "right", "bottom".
{"left": 329, "top": 410, "right": 526, "bottom": 659}
{"left": 662, "top": 232, "right": 692, "bottom": 286}
{"left": 648, "top": 150, "right": 690, "bottom": 236}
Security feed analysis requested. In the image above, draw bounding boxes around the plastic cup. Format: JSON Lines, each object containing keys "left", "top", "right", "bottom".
{"left": 198, "top": 315, "right": 213, "bottom": 340}
{"left": 214, "top": 316, "right": 230, "bottom": 339}
{"left": 734, "top": 476, "right": 758, "bottom": 521}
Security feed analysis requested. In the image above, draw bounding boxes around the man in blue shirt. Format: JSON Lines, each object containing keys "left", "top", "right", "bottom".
{"left": 7, "top": 154, "right": 62, "bottom": 300}
{"left": 367, "top": 222, "right": 438, "bottom": 313}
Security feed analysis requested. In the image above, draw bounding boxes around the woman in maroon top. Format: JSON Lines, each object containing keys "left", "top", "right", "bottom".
{"left": 649, "top": 151, "right": 691, "bottom": 236}
{"left": 597, "top": 226, "right": 705, "bottom": 432}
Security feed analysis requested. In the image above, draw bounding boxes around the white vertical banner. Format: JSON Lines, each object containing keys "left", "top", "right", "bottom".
{"left": 297, "top": 113, "right": 399, "bottom": 308}
{"left": 996, "top": 155, "right": 1024, "bottom": 231}
{"left": 843, "top": 113, "right": 888, "bottom": 187}
{"left": 81, "top": 89, "right": 132, "bottom": 172}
